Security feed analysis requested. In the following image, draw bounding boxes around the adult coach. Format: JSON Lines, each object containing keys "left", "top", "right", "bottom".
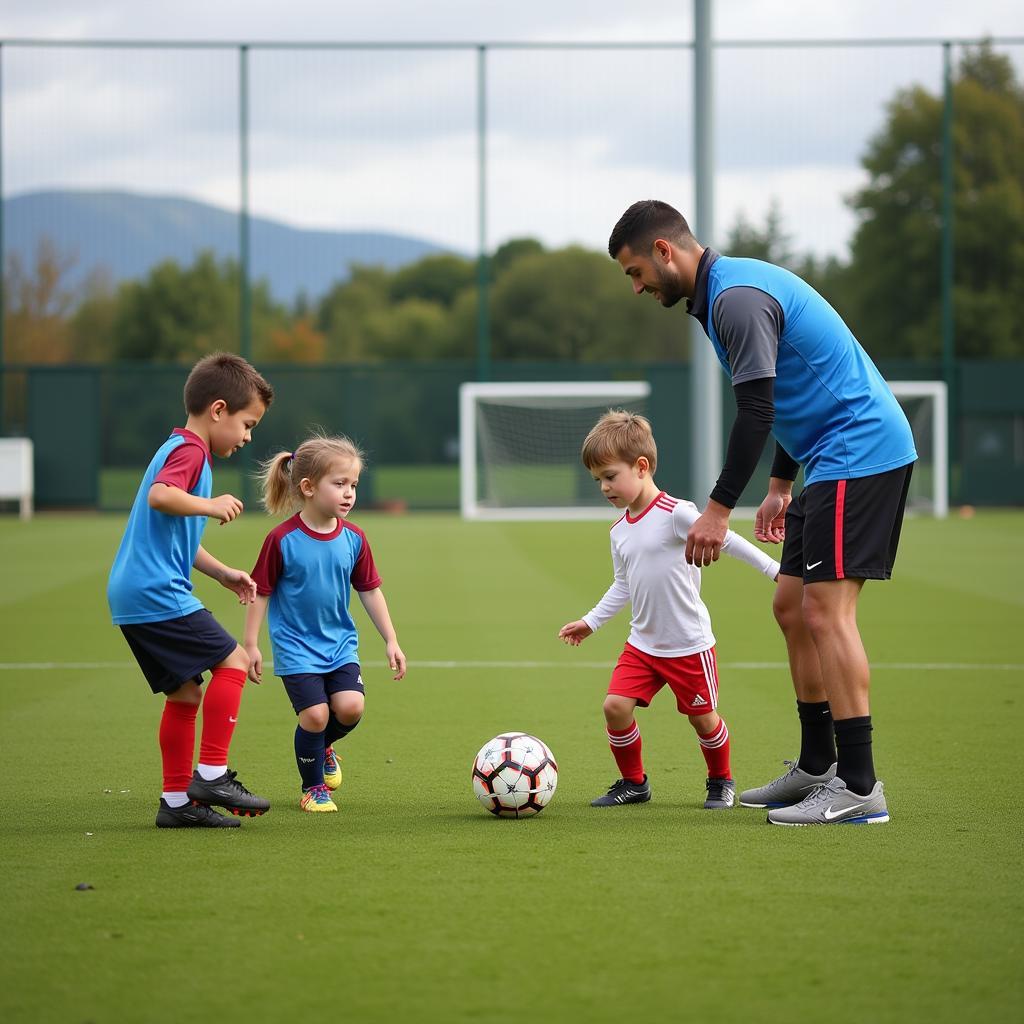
{"left": 607, "top": 200, "right": 917, "bottom": 826}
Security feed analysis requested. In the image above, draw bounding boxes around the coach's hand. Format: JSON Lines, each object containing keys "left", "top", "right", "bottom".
{"left": 754, "top": 485, "right": 791, "bottom": 544}
{"left": 686, "top": 501, "right": 731, "bottom": 567}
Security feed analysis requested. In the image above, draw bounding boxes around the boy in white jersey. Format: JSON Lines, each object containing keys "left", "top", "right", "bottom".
{"left": 559, "top": 411, "right": 779, "bottom": 809}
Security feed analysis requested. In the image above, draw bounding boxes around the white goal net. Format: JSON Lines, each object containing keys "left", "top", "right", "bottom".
{"left": 460, "top": 382, "right": 651, "bottom": 520}
{"left": 889, "top": 380, "right": 949, "bottom": 518}
{"left": 460, "top": 379, "right": 948, "bottom": 521}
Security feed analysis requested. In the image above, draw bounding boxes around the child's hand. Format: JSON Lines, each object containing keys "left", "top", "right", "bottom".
{"left": 559, "top": 620, "right": 593, "bottom": 646}
{"left": 386, "top": 640, "right": 407, "bottom": 680}
{"left": 208, "top": 493, "right": 244, "bottom": 525}
{"left": 220, "top": 567, "right": 257, "bottom": 605}
{"left": 245, "top": 644, "right": 263, "bottom": 684}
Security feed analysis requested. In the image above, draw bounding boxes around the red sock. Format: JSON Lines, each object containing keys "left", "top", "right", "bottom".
{"left": 159, "top": 699, "right": 198, "bottom": 792}
{"left": 198, "top": 667, "right": 247, "bottom": 766}
{"left": 607, "top": 721, "right": 644, "bottom": 783}
{"left": 697, "top": 717, "right": 731, "bottom": 779}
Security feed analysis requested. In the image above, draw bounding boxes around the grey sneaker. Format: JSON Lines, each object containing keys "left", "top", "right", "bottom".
{"left": 739, "top": 759, "right": 837, "bottom": 808}
{"left": 591, "top": 776, "right": 651, "bottom": 806}
{"left": 767, "top": 777, "right": 889, "bottom": 827}
{"left": 704, "top": 777, "right": 735, "bottom": 809}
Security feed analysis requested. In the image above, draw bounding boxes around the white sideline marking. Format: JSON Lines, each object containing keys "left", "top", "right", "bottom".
{"left": 0, "top": 660, "right": 1021, "bottom": 672}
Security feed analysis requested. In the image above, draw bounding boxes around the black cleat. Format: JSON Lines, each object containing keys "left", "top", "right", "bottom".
{"left": 155, "top": 798, "right": 241, "bottom": 829}
{"left": 704, "top": 777, "right": 736, "bottom": 809}
{"left": 186, "top": 769, "right": 271, "bottom": 817}
{"left": 591, "top": 776, "right": 651, "bottom": 806}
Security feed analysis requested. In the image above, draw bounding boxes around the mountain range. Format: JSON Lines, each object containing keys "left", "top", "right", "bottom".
{"left": 4, "top": 190, "right": 450, "bottom": 303}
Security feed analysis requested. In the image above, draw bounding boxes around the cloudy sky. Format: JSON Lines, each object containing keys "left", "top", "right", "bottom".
{"left": 2, "top": 2, "right": 1022, "bottom": 260}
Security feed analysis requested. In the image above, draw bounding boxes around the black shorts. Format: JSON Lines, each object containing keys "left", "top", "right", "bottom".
{"left": 119, "top": 609, "right": 238, "bottom": 695}
{"left": 281, "top": 664, "right": 364, "bottom": 714}
{"left": 779, "top": 463, "right": 914, "bottom": 583}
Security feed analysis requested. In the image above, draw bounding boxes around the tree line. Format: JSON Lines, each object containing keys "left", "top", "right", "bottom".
{"left": 4, "top": 44, "right": 1022, "bottom": 366}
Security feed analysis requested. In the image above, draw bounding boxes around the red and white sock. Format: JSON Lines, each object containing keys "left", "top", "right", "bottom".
{"left": 698, "top": 717, "right": 731, "bottom": 779}
{"left": 159, "top": 699, "right": 198, "bottom": 794}
{"left": 198, "top": 667, "right": 247, "bottom": 769}
{"left": 607, "top": 721, "right": 645, "bottom": 783}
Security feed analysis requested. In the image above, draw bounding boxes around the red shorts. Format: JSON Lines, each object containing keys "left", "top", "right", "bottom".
{"left": 608, "top": 643, "right": 719, "bottom": 716}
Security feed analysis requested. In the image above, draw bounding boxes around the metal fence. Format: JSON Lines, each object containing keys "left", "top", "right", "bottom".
{"left": 0, "top": 36, "right": 1022, "bottom": 507}
{"left": 3, "top": 358, "right": 1020, "bottom": 510}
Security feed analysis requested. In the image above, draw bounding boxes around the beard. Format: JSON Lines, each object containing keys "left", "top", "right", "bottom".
{"left": 652, "top": 265, "right": 686, "bottom": 307}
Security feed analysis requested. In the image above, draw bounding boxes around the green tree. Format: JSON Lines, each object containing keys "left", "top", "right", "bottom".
{"left": 111, "top": 251, "right": 287, "bottom": 362}
{"left": 390, "top": 253, "right": 474, "bottom": 308}
{"left": 847, "top": 43, "right": 1024, "bottom": 358}
{"left": 476, "top": 245, "right": 688, "bottom": 362}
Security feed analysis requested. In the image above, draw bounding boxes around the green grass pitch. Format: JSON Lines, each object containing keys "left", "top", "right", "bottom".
{"left": 1, "top": 509, "right": 1022, "bottom": 1023}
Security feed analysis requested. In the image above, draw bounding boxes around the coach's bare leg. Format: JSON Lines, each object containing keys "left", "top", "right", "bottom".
{"left": 800, "top": 578, "right": 869, "bottom": 719}
{"left": 773, "top": 573, "right": 828, "bottom": 702}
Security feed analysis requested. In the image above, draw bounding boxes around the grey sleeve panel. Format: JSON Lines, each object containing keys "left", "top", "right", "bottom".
{"left": 712, "top": 287, "right": 784, "bottom": 384}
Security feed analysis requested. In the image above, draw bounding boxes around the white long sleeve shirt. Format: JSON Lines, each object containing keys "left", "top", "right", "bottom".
{"left": 582, "top": 492, "right": 780, "bottom": 658}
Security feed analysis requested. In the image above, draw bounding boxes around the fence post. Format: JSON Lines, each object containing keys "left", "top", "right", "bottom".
{"left": 476, "top": 44, "right": 490, "bottom": 382}
{"left": 941, "top": 41, "right": 956, "bottom": 496}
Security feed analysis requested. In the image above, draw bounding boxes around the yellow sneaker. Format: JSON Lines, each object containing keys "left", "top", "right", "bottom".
{"left": 323, "top": 746, "right": 343, "bottom": 791}
{"left": 299, "top": 785, "right": 337, "bottom": 813}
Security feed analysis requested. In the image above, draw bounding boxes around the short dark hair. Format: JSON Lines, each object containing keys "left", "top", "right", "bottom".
{"left": 183, "top": 352, "right": 274, "bottom": 415}
{"left": 608, "top": 200, "right": 696, "bottom": 259}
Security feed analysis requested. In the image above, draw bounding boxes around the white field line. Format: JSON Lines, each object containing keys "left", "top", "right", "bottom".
{"left": 0, "top": 660, "right": 1022, "bottom": 672}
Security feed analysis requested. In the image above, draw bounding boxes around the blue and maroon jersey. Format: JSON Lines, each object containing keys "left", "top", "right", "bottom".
{"left": 251, "top": 514, "right": 381, "bottom": 675}
{"left": 107, "top": 428, "right": 212, "bottom": 625}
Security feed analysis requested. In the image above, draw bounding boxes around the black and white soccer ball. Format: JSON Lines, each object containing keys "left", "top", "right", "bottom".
{"left": 472, "top": 732, "right": 558, "bottom": 818}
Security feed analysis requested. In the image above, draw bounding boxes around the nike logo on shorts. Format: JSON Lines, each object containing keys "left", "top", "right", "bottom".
{"left": 806, "top": 560, "right": 823, "bottom": 571}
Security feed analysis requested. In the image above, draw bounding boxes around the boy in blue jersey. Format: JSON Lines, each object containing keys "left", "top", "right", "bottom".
{"left": 608, "top": 200, "right": 917, "bottom": 826}
{"left": 245, "top": 433, "right": 406, "bottom": 813}
{"left": 108, "top": 352, "right": 275, "bottom": 828}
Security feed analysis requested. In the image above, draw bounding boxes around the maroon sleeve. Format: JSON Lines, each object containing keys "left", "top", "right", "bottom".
{"left": 153, "top": 443, "right": 207, "bottom": 493}
{"left": 351, "top": 531, "right": 382, "bottom": 592}
{"left": 251, "top": 530, "right": 284, "bottom": 596}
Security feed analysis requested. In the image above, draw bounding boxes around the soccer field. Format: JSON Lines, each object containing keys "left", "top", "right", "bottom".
{"left": 1, "top": 510, "right": 1021, "bottom": 1023}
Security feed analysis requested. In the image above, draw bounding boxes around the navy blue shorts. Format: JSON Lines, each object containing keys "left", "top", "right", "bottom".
{"left": 119, "top": 609, "right": 238, "bottom": 695}
{"left": 779, "top": 464, "right": 914, "bottom": 583}
{"left": 281, "top": 664, "right": 364, "bottom": 714}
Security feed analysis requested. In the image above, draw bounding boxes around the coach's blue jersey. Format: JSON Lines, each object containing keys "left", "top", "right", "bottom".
{"left": 251, "top": 515, "right": 381, "bottom": 676}
{"left": 704, "top": 255, "right": 917, "bottom": 484}
{"left": 107, "top": 430, "right": 213, "bottom": 624}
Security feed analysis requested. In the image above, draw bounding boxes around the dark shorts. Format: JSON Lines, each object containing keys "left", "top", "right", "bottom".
{"left": 779, "top": 463, "right": 914, "bottom": 583}
{"left": 281, "top": 664, "right": 364, "bottom": 714}
{"left": 119, "top": 609, "right": 238, "bottom": 695}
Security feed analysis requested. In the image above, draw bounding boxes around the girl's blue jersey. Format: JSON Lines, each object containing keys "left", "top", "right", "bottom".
{"left": 705, "top": 255, "right": 917, "bottom": 484}
{"left": 251, "top": 514, "right": 381, "bottom": 676}
{"left": 108, "top": 430, "right": 212, "bottom": 624}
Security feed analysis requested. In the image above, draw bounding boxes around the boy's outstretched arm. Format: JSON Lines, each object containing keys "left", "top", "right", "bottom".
{"left": 148, "top": 483, "right": 244, "bottom": 525}
{"left": 193, "top": 545, "right": 258, "bottom": 604}
{"left": 357, "top": 587, "right": 407, "bottom": 680}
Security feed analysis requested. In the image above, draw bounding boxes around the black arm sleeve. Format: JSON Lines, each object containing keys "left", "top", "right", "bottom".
{"left": 771, "top": 442, "right": 800, "bottom": 482}
{"left": 708, "top": 377, "right": 775, "bottom": 509}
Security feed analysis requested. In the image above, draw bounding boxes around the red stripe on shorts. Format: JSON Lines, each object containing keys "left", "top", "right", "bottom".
{"left": 834, "top": 480, "right": 847, "bottom": 580}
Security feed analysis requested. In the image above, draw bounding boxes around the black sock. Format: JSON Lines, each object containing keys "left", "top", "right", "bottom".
{"left": 834, "top": 716, "right": 875, "bottom": 796}
{"left": 796, "top": 700, "right": 835, "bottom": 775}
{"left": 324, "top": 714, "right": 361, "bottom": 748}
{"left": 294, "top": 725, "right": 326, "bottom": 790}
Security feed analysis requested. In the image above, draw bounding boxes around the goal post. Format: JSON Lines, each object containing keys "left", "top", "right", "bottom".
{"left": 888, "top": 380, "right": 949, "bottom": 519}
{"left": 460, "top": 381, "right": 651, "bottom": 520}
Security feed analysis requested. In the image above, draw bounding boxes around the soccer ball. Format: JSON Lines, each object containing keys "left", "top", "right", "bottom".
{"left": 472, "top": 732, "right": 558, "bottom": 818}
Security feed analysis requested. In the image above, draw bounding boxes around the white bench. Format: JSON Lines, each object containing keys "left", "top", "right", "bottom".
{"left": 0, "top": 438, "right": 34, "bottom": 520}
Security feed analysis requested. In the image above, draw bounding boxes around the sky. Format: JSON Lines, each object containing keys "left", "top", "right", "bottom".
{"left": 1, "top": 2, "right": 1022, "bottom": 261}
